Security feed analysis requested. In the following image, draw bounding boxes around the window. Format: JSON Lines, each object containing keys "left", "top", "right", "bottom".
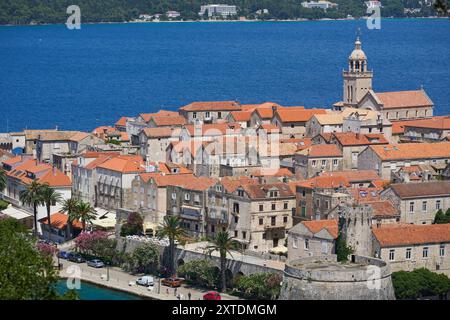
{"left": 406, "top": 248, "right": 412, "bottom": 260}
{"left": 312, "top": 160, "right": 317, "bottom": 167}
{"left": 193, "top": 112, "right": 197, "bottom": 119}
{"left": 171, "top": 192, "right": 176, "bottom": 200}
{"left": 321, "top": 160, "right": 326, "bottom": 166}
{"left": 184, "top": 193, "right": 190, "bottom": 201}
{"left": 283, "top": 202, "right": 288, "bottom": 210}
{"left": 389, "top": 249, "right": 395, "bottom": 261}
{"left": 259, "top": 218, "right": 263, "bottom": 225}
{"left": 409, "top": 202, "right": 414, "bottom": 213}
{"left": 423, "top": 247, "right": 429, "bottom": 258}
{"left": 436, "top": 200, "right": 441, "bottom": 211}
{"left": 271, "top": 203, "right": 276, "bottom": 210}
{"left": 302, "top": 190, "right": 306, "bottom": 197}
{"left": 440, "top": 244, "right": 445, "bottom": 257}
{"left": 271, "top": 216, "right": 276, "bottom": 226}
{"left": 234, "top": 230, "right": 238, "bottom": 237}
{"left": 293, "top": 237, "right": 298, "bottom": 249}
{"left": 242, "top": 231, "right": 247, "bottom": 239}
{"left": 211, "top": 225, "right": 215, "bottom": 233}
{"left": 422, "top": 201, "right": 427, "bottom": 212}
{"left": 304, "top": 239, "right": 309, "bottom": 250}
{"left": 233, "top": 202, "right": 239, "bottom": 214}
{"left": 218, "top": 112, "right": 222, "bottom": 119}
{"left": 283, "top": 216, "right": 288, "bottom": 223}
{"left": 234, "top": 216, "right": 239, "bottom": 224}
{"left": 205, "top": 111, "right": 210, "bottom": 118}
{"left": 259, "top": 204, "right": 264, "bottom": 212}
{"left": 333, "top": 159, "right": 338, "bottom": 166}
{"left": 321, "top": 241, "right": 328, "bottom": 254}
{"left": 237, "top": 190, "right": 244, "bottom": 197}
{"left": 262, "top": 233, "right": 266, "bottom": 240}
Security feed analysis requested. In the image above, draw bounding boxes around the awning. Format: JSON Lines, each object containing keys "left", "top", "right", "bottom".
{"left": 269, "top": 245, "right": 288, "bottom": 254}
{"left": 91, "top": 212, "right": 116, "bottom": 229}
{"left": 1, "top": 206, "right": 32, "bottom": 220}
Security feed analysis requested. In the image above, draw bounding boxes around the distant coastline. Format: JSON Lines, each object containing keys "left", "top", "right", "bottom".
{"left": 0, "top": 16, "right": 447, "bottom": 28}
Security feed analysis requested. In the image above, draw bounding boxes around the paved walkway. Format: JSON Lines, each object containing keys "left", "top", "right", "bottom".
{"left": 58, "top": 259, "right": 241, "bottom": 300}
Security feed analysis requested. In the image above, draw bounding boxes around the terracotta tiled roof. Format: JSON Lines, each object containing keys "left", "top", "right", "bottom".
{"left": 297, "top": 144, "right": 342, "bottom": 158}
{"left": 241, "top": 183, "right": 295, "bottom": 199}
{"left": 229, "top": 111, "right": 252, "bottom": 122}
{"left": 184, "top": 123, "right": 241, "bottom": 136}
{"left": 301, "top": 220, "right": 339, "bottom": 239}
{"left": 6, "top": 158, "right": 71, "bottom": 187}
{"left": 139, "top": 173, "right": 195, "bottom": 185}
{"left": 349, "top": 187, "right": 382, "bottom": 203}
{"left": 295, "top": 175, "right": 350, "bottom": 189}
{"left": 150, "top": 115, "right": 187, "bottom": 127}
{"left": 369, "top": 142, "right": 450, "bottom": 160}
{"left": 142, "top": 127, "right": 180, "bottom": 138}
{"left": 92, "top": 126, "right": 116, "bottom": 136}
{"left": 403, "top": 116, "right": 450, "bottom": 130}
{"left": 219, "top": 177, "right": 257, "bottom": 193}
{"left": 389, "top": 181, "right": 450, "bottom": 199}
{"left": 332, "top": 133, "right": 388, "bottom": 146}
{"left": 39, "top": 169, "right": 72, "bottom": 187}
{"left": 97, "top": 155, "right": 145, "bottom": 173}
{"left": 39, "top": 212, "right": 83, "bottom": 230}
{"left": 375, "top": 90, "right": 433, "bottom": 109}
{"left": 139, "top": 110, "right": 180, "bottom": 123}
{"left": 319, "top": 170, "right": 380, "bottom": 183}
{"left": 180, "top": 101, "right": 241, "bottom": 112}
{"left": 115, "top": 116, "right": 128, "bottom": 127}
{"left": 373, "top": 223, "right": 450, "bottom": 247}
{"left": 275, "top": 108, "right": 326, "bottom": 123}
{"left": 2, "top": 155, "right": 23, "bottom": 166}
{"left": 366, "top": 200, "right": 399, "bottom": 218}
{"left": 251, "top": 168, "right": 294, "bottom": 177}
{"left": 33, "top": 131, "right": 89, "bottom": 142}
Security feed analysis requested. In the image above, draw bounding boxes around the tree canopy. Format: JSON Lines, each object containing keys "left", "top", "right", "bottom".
{"left": 0, "top": 0, "right": 442, "bottom": 25}
{"left": 392, "top": 268, "right": 450, "bottom": 299}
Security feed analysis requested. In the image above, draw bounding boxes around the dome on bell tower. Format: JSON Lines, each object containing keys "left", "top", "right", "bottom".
{"left": 349, "top": 37, "right": 367, "bottom": 61}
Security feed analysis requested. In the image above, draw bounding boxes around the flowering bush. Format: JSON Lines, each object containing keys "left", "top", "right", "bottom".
{"left": 75, "top": 231, "right": 108, "bottom": 253}
{"left": 36, "top": 242, "right": 58, "bottom": 258}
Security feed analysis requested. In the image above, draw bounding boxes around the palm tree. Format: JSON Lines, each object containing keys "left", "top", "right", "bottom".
{"left": 19, "top": 180, "right": 44, "bottom": 237}
{"left": 205, "top": 231, "right": 237, "bottom": 292}
{"left": 0, "top": 169, "right": 6, "bottom": 193}
{"left": 74, "top": 201, "right": 96, "bottom": 231}
{"left": 156, "top": 215, "right": 186, "bottom": 276}
{"left": 60, "top": 198, "right": 80, "bottom": 238}
{"left": 40, "top": 184, "right": 62, "bottom": 241}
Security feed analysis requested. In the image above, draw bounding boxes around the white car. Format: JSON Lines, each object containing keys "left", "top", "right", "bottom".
{"left": 136, "top": 276, "right": 154, "bottom": 287}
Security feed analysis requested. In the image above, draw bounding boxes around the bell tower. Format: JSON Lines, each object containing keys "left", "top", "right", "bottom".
{"left": 342, "top": 37, "right": 373, "bottom": 107}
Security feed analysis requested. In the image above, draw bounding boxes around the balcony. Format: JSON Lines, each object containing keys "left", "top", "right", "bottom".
{"left": 264, "top": 222, "right": 288, "bottom": 230}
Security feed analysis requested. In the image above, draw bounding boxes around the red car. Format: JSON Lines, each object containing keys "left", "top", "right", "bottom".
{"left": 203, "top": 291, "right": 221, "bottom": 300}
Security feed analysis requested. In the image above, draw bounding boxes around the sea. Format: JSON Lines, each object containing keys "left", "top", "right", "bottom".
{"left": 0, "top": 18, "right": 449, "bottom": 133}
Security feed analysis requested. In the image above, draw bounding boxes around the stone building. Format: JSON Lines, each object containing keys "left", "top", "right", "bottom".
{"left": 380, "top": 181, "right": 450, "bottom": 225}
{"left": 373, "top": 223, "right": 450, "bottom": 276}
{"left": 357, "top": 142, "right": 450, "bottom": 180}
{"left": 179, "top": 101, "right": 242, "bottom": 124}
{"left": 402, "top": 116, "right": 450, "bottom": 142}
{"left": 335, "top": 37, "right": 434, "bottom": 121}
{"left": 294, "top": 144, "right": 343, "bottom": 179}
{"left": 95, "top": 155, "right": 145, "bottom": 210}
{"left": 272, "top": 108, "right": 327, "bottom": 139}
{"left": 287, "top": 219, "right": 338, "bottom": 261}
{"left": 139, "top": 127, "right": 180, "bottom": 163}
{"left": 329, "top": 132, "right": 388, "bottom": 170}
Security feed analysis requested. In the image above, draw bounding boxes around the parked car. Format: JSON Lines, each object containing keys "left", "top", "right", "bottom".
{"left": 67, "top": 252, "right": 86, "bottom": 263}
{"left": 203, "top": 291, "right": 221, "bottom": 300}
{"left": 87, "top": 259, "right": 104, "bottom": 268}
{"left": 161, "top": 277, "right": 184, "bottom": 288}
{"left": 136, "top": 276, "right": 154, "bottom": 287}
{"left": 58, "top": 250, "right": 70, "bottom": 259}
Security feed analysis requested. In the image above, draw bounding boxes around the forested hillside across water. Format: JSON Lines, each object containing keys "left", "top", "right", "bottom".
{"left": 0, "top": 0, "right": 445, "bottom": 25}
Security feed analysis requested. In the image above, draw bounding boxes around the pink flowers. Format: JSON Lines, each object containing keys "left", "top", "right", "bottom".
{"left": 36, "top": 242, "right": 58, "bottom": 258}
{"left": 75, "top": 231, "right": 108, "bottom": 253}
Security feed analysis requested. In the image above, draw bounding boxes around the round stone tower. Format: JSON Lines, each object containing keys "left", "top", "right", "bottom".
{"left": 279, "top": 255, "right": 395, "bottom": 300}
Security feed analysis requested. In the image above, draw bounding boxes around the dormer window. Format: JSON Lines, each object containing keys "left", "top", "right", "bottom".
{"left": 237, "top": 189, "right": 244, "bottom": 197}
{"left": 269, "top": 190, "right": 278, "bottom": 198}
{"left": 216, "top": 185, "right": 222, "bottom": 192}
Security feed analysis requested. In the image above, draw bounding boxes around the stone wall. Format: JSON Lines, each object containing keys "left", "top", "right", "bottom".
{"left": 279, "top": 255, "right": 395, "bottom": 300}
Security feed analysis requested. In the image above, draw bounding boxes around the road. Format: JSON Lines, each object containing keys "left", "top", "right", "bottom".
{"left": 58, "top": 259, "right": 241, "bottom": 300}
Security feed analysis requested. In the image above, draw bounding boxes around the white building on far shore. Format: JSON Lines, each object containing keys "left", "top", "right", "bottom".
{"left": 199, "top": 4, "right": 237, "bottom": 18}
{"left": 301, "top": 1, "right": 338, "bottom": 10}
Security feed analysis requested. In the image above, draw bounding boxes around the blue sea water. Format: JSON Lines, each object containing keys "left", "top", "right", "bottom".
{"left": 0, "top": 19, "right": 449, "bottom": 133}
{"left": 56, "top": 280, "right": 143, "bottom": 300}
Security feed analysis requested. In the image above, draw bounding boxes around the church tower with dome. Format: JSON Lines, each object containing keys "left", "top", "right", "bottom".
{"left": 342, "top": 37, "right": 373, "bottom": 107}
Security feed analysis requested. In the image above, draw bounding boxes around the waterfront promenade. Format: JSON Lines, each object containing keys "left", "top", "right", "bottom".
{"left": 59, "top": 259, "right": 242, "bottom": 300}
